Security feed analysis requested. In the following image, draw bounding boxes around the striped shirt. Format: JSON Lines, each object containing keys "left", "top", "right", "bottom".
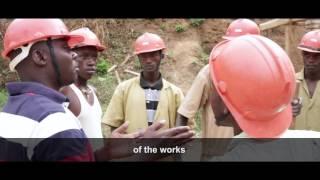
{"left": 140, "top": 73, "right": 163, "bottom": 126}
{"left": 0, "top": 82, "right": 94, "bottom": 161}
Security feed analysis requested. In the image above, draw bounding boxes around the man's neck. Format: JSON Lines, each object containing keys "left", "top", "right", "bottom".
{"left": 75, "top": 77, "right": 88, "bottom": 88}
{"left": 142, "top": 71, "right": 160, "bottom": 84}
{"left": 305, "top": 70, "right": 320, "bottom": 81}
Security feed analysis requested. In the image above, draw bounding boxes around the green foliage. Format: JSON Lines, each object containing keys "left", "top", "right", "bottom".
{"left": 133, "top": 56, "right": 141, "bottom": 70}
{"left": 160, "top": 24, "right": 166, "bottom": 31}
{"left": 175, "top": 24, "right": 187, "bottom": 33}
{"left": 96, "top": 57, "right": 111, "bottom": 75}
{"left": 89, "top": 75, "right": 117, "bottom": 113}
{"left": 0, "top": 89, "right": 8, "bottom": 110}
{"left": 200, "top": 52, "right": 209, "bottom": 65}
{"left": 190, "top": 19, "right": 205, "bottom": 27}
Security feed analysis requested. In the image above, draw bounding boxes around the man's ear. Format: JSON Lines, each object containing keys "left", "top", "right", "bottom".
{"left": 31, "top": 49, "right": 48, "bottom": 66}
{"left": 160, "top": 53, "right": 165, "bottom": 59}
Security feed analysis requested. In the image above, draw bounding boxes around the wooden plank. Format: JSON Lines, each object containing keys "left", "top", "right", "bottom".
{"left": 260, "top": 19, "right": 305, "bottom": 31}
{"left": 115, "top": 70, "right": 121, "bottom": 84}
{"left": 107, "top": 65, "right": 117, "bottom": 73}
{"left": 285, "top": 24, "right": 291, "bottom": 54}
{"left": 304, "top": 19, "right": 320, "bottom": 29}
{"left": 124, "top": 69, "right": 140, "bottom": 76}
{"left": 260, "top": 19, "right": 290, "bottom": 31}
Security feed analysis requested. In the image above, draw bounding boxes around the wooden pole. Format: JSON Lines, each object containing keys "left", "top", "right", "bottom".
{"left": 124, "top": 69, "right": 140, "bottom": 76}
{"left": 115, "top": 70, "right": 121, "bottom": 84}
{"left": 107, "top": 65, "right": 117, "bottom": 73}
{"left": 285, "top": 23, "right": 291, "bottom": 54}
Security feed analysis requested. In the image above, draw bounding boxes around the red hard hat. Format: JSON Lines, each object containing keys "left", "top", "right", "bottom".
{"left": 209, "top": 35, "right": 296, "bottom": 138}
{"left": 68, "top": 27, "right": 106, "bottom": 51}
{"left": 209, "top": 40, "right": 230, "bottom": 62}
{"left": 2, "top": 19, "right": 83, "bottom": 59}
{"left": 223, "top": 19, "right": 260, "bottom": 40}
{"left": 134, "top": 32, "right": 166, "bottom": 55}
{"left": 297, "top": 30, "right": 320, "bottom": 53}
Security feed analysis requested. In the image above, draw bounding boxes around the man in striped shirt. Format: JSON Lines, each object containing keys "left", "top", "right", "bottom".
{"left": 102, "top": 32, "right": 195, "bottom": 137}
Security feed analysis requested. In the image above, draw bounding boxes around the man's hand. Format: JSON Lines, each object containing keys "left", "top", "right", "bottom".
{"left": 140, "top": 120, "right": 194, "bottom": 138}
{"left": 111, "top": 121, "right": 143, "bottom": 138}
{"left": 97, "top": 120, "right": 194, "bottom": 161}
{"left": 97, "top": 122, "right": 143, "bottom": 161}
{"left": 138, "top": 120, "right": 194, "bottom": 152}
{"left": 292, "top": 97, "right": 302, "bottom": 117}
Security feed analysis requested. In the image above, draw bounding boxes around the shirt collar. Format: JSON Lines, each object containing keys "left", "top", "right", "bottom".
{"left": 140, "top": 72, "right": 163, "bottom": 90}
{"left": 6, "top": 81, "right": 68, "bottom": 104}
{"left": 296, "top": 69, "right": 304, "bottom": 81}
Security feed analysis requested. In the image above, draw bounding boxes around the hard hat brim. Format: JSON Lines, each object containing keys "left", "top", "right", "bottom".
{"left": 228, "top": 101, "right": 293, "bottom": 138}
{"left": 297, "top": 46, "right": 320, "bottom": 53}
{"left": 2, "top": 34, "right": 84, "bottom": 59}
{"left": 71, "top": 43, "right": 106, "bottom": 52}
{"left": 222, "top": 36, "right": 236, "bottom": 40}
{"left": 134, "top": 47, "right": 166, "bottom": 55}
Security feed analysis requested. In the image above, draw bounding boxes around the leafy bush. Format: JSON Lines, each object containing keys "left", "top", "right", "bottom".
{"left": 96, "top": 58, "right": 111, "bottom": 75}
{"left": 190, "top": 19, "right": 205, "bottom": 27}
{"left": 0, "top": 89, "right": 8, "bottom": 110}
{"left": 175, "top": 24, "right": 186, "bottom": 33}
{"left": 160, "top": 24, "right": 166, "bottom": 31}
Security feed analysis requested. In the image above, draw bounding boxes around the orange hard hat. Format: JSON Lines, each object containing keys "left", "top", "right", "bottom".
{"left": 223, "top": 19, "right": 260, "bottom": 40}
{"left": 134, "top": 32, "right": 166, "bottom": 55}
{"left": 297, "top": 30, "right": 320, "bottom": 53}
{"left": 2, "top": 19, "right": 83, "bottom": 71}
{"left": 209, "top": 35, "right": 296, "bottom": 138}
{"left": 68, "top": 27, "right": 106, "bottom": 51}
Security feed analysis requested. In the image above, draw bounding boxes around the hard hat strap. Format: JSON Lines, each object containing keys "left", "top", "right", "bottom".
{"left": 9, "top": 42, "right": 35, "bottom": 72}
{"left": 46, "top": 38, "right": 62, "bottom": 87}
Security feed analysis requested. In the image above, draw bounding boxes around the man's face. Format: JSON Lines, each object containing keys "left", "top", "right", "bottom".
{"left": 302, "top": 51, "right": 320, "bottom": 75}
{"left": 138, "top": 50, "right": 162, "bottom": 73}
{"left": 210, "top": 86, "right": 234, "bottom": 127}
{"left": 51, "top": 39, "right": 78, "bottom": 86}
{"left": 73, "top": 46, "right": 98, "bottom": 80}
{"left": 210, "top": 84, "right": 242, "bottom": 135}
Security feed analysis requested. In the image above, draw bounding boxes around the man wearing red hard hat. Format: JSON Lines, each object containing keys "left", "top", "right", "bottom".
{"left": 0, "top": 19, "right": 96, "bottom": 161}
{"left": 176, "top": 19, "right": 261, "bottom": 159}
{"left": 207, "top": 34, "right": 320, "bottom": 161}
{"left": 294, "top": 30, "right": 320, "bottom": 131}
{"left": 102, "top": 32, "right": 195, "bottom": 137}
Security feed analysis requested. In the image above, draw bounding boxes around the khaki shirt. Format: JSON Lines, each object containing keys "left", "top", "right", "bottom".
{"left": 102, "top": 76, "right": 194, "bottom": 136}
{"left": 178, "top": 64, "right": 234, "bottom": 138}
{"left": 294, "top": 70, "right": 320, "bottom": 131}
